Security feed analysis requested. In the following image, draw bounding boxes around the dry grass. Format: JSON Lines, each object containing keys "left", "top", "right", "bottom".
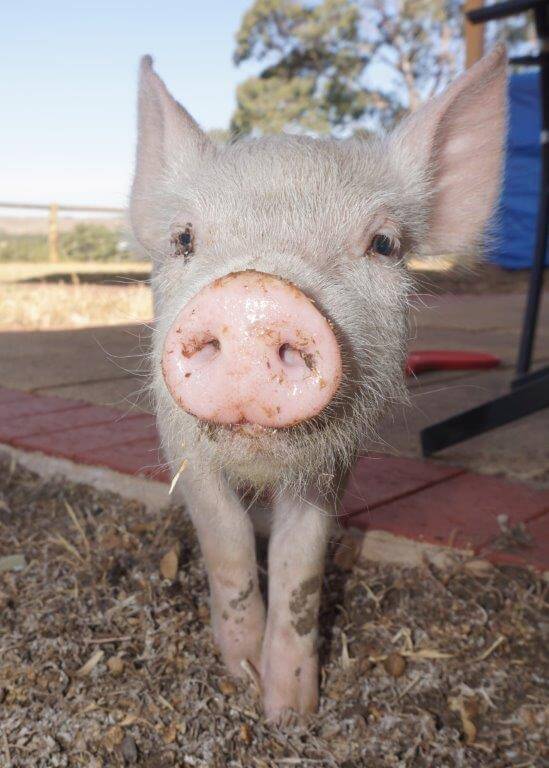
{"left": 1, "top": 277, "right": 152, "bottom": 333}
{"left": 0, "top": 262, "right": 152, "bottom": 331}
{"left": 0, "top": 453, "right": 547, "bottom": 767}
{"left": 0, "top": 282, "right": 152, "bottom": 331}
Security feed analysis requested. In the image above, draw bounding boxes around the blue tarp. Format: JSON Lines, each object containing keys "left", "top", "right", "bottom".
{"left": 492, "top": 72, "right": 546, "bottom": 269}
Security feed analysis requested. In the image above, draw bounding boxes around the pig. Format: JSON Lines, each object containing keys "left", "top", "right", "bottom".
{"left": 129, "top": 46, "right": 507, "bottom": 721}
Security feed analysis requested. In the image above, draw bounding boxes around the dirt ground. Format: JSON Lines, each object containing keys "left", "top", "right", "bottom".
{"left": 0, "top": 454, "right": 547, "bottom": 768}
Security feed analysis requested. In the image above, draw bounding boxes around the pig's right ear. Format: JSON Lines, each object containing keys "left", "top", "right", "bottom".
{"left": 130, "top": 56, "right": 214, "bottom": 253}
{"left": 388, "top": 45, "right": 507, "bottom": 258}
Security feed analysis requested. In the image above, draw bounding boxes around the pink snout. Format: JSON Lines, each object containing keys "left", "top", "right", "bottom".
{"left": 161, "top": 270, "right": 342, "bottom": 428}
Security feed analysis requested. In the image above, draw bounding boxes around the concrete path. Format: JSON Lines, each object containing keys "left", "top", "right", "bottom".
{"left": 1, "top": 385, "right": 548, "bottom": 571}
{"left": 1, "top": 292, "right": 548, "bottom": 486}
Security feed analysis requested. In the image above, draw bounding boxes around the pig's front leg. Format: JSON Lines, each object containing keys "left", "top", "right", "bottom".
{"left": 260, "top": 489, "right": 332, "bottom": 721}
{"left": 180, "top": 468, "right": 266, "bottom": 676}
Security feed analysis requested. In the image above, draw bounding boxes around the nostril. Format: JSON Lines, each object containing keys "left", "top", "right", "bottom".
{"left": 279, "top": 343, "right": 314, "bottom": 370}
{"left": 279, "top": 343, "right": 301, "bottom": 367}
{"left": 182, "top": 337, "right": 221, "bottom": 365}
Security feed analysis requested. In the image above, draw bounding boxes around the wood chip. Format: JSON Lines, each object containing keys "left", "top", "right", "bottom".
{"left": 103, "top": 725, "right": 124, "bottom": 751}
{"left": 463, "top": 558, "right": 494, "bottom": 577}
{"left": 121, "top": 734, "right": 138, "bottom": 763}
{"left": 384, "top": 652, "right": 406, "bottom": 678}
{"left": 1, "top": 455, "right": 546, "bottom": 767}
{"left": 128, "top": 521, "right": 156, "bottom": 534}
{"left": 0, "top": 554, "right": 26, "bottom": 573}
{"left": 240, "top": 658, "right": 262, "bottom": 694}
{"left": 475, "top": 634, "right": 506, "bottom": 662}
{"left": 107, "top": 655, "right": 124, "bottom": 677}
{"left": 118, "top": 714, "right": 139, "bottom": 727}
{"left": 160, "top": 546, "right": 179, "bottom": 581}
{"left": 449, "top": 695, "right": 477, "bottom": 745}
{"left": 218, "top": 678, "right": 237, "bottom": 696}
{"left": 239, "top": 722, "right": 252, "bottom": 744}
{"left": 64, "top": 500, "right": 90, "bottom": 556}
{"left": 340, "top": 632, "right": 354, "bottom": 669}
{"left": 333, "top": 534, "right": 361, "bottom": 571}
{"left": 76, "top": 649, "right": 104, "bottom": 677}
{"left": 163, "top": 722, "right": 177, "bottom": 744}
{"left": 405, "top": 649, "right": 454, "bottom": 660}
{"left": 51, "top": 534, "right": 85, "bottom": 562}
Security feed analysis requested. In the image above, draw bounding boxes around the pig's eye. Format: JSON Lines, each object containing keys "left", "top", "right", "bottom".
{"left": 171, "top": 224, "right": 194, "bottom": 260}
{"left": 368, "top": 233, "right": 398, "bottom": 258}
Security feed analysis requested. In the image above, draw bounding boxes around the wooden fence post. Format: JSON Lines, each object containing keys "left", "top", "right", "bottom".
{"left": 48, "top": 203, "right": 59, "bottom": 262}
{"left": 465, "top": 0, "right": 485, "bottom": 68}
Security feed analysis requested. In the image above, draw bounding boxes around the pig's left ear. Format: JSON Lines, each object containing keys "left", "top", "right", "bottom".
{"left": 130, "top": 56, "right": 214, "bottom": 253}
{"left": 389, "top": 45, "right": 507, "bottom": 256}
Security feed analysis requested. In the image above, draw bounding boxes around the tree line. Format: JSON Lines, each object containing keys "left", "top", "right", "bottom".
{"left": 228, "top": 0, "right": 534, "bottom": 137}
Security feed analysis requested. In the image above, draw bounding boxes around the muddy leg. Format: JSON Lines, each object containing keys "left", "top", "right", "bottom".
{"left": 260, "top": 488, "right": 332, "bottom": 721}
{"left": 181, "top": 469, "right": 266, "bottom": 676}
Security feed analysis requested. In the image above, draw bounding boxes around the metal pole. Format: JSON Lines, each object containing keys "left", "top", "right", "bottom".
{"left": 516, "top": 3, "right": 549, "bottom": 375}
{"left": 48, "top": 203, "right": 59, "bottom": 263}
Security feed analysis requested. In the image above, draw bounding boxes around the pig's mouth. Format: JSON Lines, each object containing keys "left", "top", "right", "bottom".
{"left": 230, "top": 422, "right": 276, "bottom": 437}
{"left": 197, "top": 407, "right": 335, "bottom": 447}
{"left": 200, "top": 420, "right": 281, "bottom": 442}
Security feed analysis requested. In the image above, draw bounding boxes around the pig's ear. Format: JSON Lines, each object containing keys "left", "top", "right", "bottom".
{"left": 130, "top": 56, "right": 214, "bottom": 252}
{"left": 389, "top": 45, "right": 507, "bottom": 256}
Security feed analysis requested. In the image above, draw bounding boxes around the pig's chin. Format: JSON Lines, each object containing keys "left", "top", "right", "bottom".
{"left": 195, "top": 411, "right": 349, "bottom": 493}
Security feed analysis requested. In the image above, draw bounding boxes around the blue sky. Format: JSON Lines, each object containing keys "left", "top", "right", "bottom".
{"left": 0, "top": 1, "right": 255, "bottom": 207}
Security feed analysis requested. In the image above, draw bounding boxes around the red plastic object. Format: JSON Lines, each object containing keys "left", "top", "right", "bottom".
{"left": 406, "top": 350, "right": 501, "bottom": 376}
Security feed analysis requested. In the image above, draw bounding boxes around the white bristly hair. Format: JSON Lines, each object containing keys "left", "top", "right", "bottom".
{"left": 130, "top": 46, "right": 507, "bottom": 500}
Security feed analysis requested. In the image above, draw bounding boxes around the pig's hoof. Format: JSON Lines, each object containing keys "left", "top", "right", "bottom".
{"left": 262, "top": 686, "right": 318, "bottom": 723}
{"left": 265, "top": 706, "right": 300, "bottom": 727}
{"left": 261, "top": 650, "right": 319, "bottom": 720}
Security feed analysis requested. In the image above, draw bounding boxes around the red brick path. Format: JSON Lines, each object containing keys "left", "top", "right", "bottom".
{"left": 1, "top": 387, "right": 547, "bottom": 570}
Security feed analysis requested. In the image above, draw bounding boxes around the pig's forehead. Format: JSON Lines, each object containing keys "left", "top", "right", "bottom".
{"left": 197, "top": 135, "right": 400, "bottom": 214}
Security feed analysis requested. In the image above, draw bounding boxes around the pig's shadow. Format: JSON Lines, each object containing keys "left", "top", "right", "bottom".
{"left": 319, "top": 539, "right": 349, "bottom": 666}
{"left": 18, "top": 270, "right": 151, "bottom": 285}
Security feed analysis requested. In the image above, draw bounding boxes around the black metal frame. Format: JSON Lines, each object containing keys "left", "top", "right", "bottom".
{"left": 421, "top": 0, "right": 549, "bottom": 457}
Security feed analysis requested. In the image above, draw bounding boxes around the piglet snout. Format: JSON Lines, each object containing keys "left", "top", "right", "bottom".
{"left": 162, "top": 270, "right": 342, "bottom": 428}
